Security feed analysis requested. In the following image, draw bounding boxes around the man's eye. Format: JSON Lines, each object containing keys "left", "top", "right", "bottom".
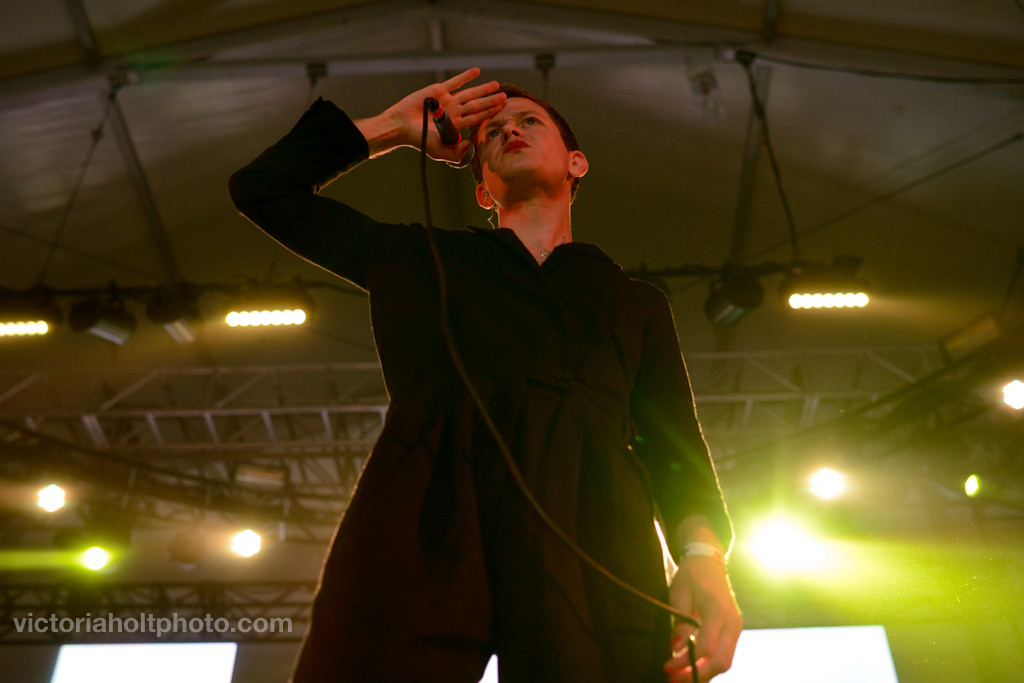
{"left": 523, "top": 117, "right": 540, "bottom": 125}
{"left": 486, "top": 129, "right": 501, "bottom": 139}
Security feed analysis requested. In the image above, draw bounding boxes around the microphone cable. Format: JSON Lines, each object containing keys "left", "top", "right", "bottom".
{"left": 418, "top": 100, "right": 701, "bottom": 681}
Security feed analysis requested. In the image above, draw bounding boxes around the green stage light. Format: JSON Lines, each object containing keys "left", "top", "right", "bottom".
{"left": 80, "top": 546, "right": 110, "bottom": 571}
{"left": 748, "top": 518, "right": 831, "bottom": 574}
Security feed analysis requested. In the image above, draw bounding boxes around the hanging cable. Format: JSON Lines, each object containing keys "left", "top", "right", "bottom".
{"left": 418, "top": 101, "right": 701, "bottom": 680}
{"left": 37, "top": 85, "right": 119, "bottom": 284}
{"left": 752, "top": 51, "right": 1024, "bottom": 85}
{"left": 743, "top": 130, "right": 1023, "bottom": 261}
{"left": 736, "top": 51, "right": 801, "bottom": 262}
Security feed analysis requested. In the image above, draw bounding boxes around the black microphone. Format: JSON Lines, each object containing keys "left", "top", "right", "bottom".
{"left": 424, "top": 97, "right": 474, "bottom": 168}
{"left": 425, "top": 97, "right": 460, "bottom": 145}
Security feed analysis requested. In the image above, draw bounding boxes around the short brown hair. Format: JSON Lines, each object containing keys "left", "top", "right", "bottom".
{"left": 469, "top": 85, "right": 582, "bottom": 201}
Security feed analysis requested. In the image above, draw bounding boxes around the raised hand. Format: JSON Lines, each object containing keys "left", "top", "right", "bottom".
{"left": 357, "top": 67, "right": 507, "bottom": 163}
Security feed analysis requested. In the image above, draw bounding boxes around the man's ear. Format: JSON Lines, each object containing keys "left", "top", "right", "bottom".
{"left": 476, "top": 183, "right": 494, "bottom": 209}
{"left": 568, "top": 150, "right": 589, "bottom": 179}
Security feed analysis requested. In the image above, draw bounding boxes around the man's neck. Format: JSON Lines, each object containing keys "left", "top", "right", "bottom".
{"left": 496, "top": 196, "right": 572, "bottom": 264}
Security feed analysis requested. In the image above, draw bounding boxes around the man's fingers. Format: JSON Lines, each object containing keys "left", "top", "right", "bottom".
{"left": 457, "top": 100, "right": 506, "bottom": 130}
{"left": 698, "top": 615, "right": 742, "bottom": 679}
{"left": 672, "top": 621, "right": 695, "bottom": 652}
{"left": 693, "top": 616, "right": 720, "bottom": 664}
{"left": 440, "top": 67, "right": 482, "bottom": 92}
{"left": 454, "top": 80, "right": 503, "bottom": 104}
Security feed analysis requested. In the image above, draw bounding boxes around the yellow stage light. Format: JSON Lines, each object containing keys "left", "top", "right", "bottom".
{"left": 38, "top": 484, "right": 66, "bottom": 512}
{"left": 225, "top": 308, "right": 307, "bottom": 327}
{"left": 1003, "top": 380, "right": 1024, "bottom": 410}
{"left": 964, "top": 474, "right": 981, "bottom": 498}
{"left": 230, "top": 529, "right": 261, "bottom": 557}
{"left": 809, "top": 468, "right": 846, "bottom": 500}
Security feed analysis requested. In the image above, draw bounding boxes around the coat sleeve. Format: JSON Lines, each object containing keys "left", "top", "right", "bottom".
{"left": 228, "top": 98, "right": 398, "bottom": 290}
{"left": 629, "top": 285, "right": 733, "bottom": 558}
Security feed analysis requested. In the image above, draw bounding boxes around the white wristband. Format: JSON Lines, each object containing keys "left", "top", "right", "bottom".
{"left": 681, "top": 542, "right": 726, "bottom": 565}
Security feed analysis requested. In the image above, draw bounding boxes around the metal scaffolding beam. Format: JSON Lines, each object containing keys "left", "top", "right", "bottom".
{"left": 0, "top": 349, "right": 941, "bottom": 460}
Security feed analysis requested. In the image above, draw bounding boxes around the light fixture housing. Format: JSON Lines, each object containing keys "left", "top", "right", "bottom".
{"left": 233, "top": 462, "right": 288, "bottom": 491}
{"left": 939, "top": 313, "right": 1002, "bottom": 362}
{"left": 704, "top": 276, "right": 764, "bottom": 326}
{"left": 0, "top": 288, "right": 61, "bottom": 337}
{"left": 68, "top": 298, "right": 137, "bottom": 345}
{"left": 146, "top": 288, "right": 199, "bottom": 344}
{"left": 780, "top": 256, "right": 870, "bottom": 310}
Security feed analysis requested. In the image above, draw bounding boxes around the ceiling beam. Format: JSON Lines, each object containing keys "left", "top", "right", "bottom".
{"left": 3, "top": 0, "right": 1022, "bottom": 110}
{"left": 63, "top": 0, "right": 183, "bottom": 286}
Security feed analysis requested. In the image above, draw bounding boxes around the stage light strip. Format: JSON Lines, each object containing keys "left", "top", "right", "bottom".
{"left": 787, "top": 292, "right": 869, "bottom": 309}
{"left": 0, "top": 321, "right": 51, "bottom": 336}
{"left": 224, "top": 309, "right": 307, "bottom": 327}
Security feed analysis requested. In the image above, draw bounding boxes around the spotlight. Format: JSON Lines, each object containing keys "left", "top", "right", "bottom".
{"left": 748, "top": 518, "right": 831, "bottom": 573}
{"left": 1002, "top": 380, "right": 1024, "bottom": 410}
{"left": 68, "top": 298, "right": 136, "bottom": 345}
{"left": 80, "top": 546, "right": 110, "bottom": 571}
{"left": 704, "top": 276, "right": 764, "bottom": 326}
{"left": 0, "top": 288, "right": 61, "bottom": 337}
{"left": 809, "top": 468, "right": 846, "bottom": 500}
{"left": 230, "top": 529, "right": 261, "bottom": 557}
{"left": 780, "top": 256, "right": 870, "bottom": 310}
{"left": 964, "top": 474, "right": 981, "bottom": 498}
{"left": 146, "top": 289, "right": 199, "bottom": 344}
{"left": 225, "top": 288, "right": 314, "bottom": 328}
{"left": 38, "top": 484, "right": 66, "bottom": 512}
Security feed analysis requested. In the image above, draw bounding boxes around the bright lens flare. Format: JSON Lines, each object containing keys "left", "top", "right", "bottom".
{"left": 788, "top": 292, "right": 869, "bottom": 309}
{"left": 230, "top": 529, "right": 261, "bottom": 557}
{"left": 225, "top": 309, "right": 307, "bottom": 327}
{"left": 81, "top": 546, "right": 109, "bottom": 571}
{"left": 1003, "top": 380, "right": 1024, "bottom": 410}
{"left": 0, "top": 320, "right": 50, "bottom": 336}
{"left": 809, "top": 468, "right": 846, "bottom": 500}
{"left": 749, "top": 519, "right": 830, "bottom": 573}
{"left": 37, "top": 484, "right": 66, "bottom": 512}
{"left": 964, "top": 474, "right": 981, "bottom": 498}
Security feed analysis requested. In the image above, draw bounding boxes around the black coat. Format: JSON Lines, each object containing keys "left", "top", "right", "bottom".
{"left": 230, "top": 98, "right": 731, "bottom": 681}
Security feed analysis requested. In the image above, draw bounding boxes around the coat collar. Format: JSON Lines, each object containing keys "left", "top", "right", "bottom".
{"left": 468, "top": 226, "right": 620, "bottom": 271}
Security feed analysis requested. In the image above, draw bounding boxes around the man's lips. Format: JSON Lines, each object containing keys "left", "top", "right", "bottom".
{"left": 503, "top": 140, "right": 529, "bottom": 153}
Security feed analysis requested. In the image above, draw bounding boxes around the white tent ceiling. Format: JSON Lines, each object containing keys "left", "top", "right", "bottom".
{"left": 1, "top": 1, "right": 1023, "bottom": 677}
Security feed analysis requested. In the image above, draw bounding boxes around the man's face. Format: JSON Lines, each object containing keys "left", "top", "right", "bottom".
{"left": 474, "top": 97, "right": 584, "bottom": 207}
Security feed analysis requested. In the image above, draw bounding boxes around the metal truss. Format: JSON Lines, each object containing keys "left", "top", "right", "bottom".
{"left": 0, "top": 348, "right": 948, "bottom": 541}
{"left": 0, "top": 362, "right": 388, "bottom": 457}
{"left": 684, "top": 345, "right": 943, "bottom": 456}
{"left": 0, "top": 580, "right": 313, "bottom": 643}
{"left": 0, "top": 348, "right": 941, "bottom": 459}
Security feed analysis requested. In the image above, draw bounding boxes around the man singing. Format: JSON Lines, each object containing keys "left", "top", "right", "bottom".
{"left": 230, "top": 67, "right": 741, "bottom": 683}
